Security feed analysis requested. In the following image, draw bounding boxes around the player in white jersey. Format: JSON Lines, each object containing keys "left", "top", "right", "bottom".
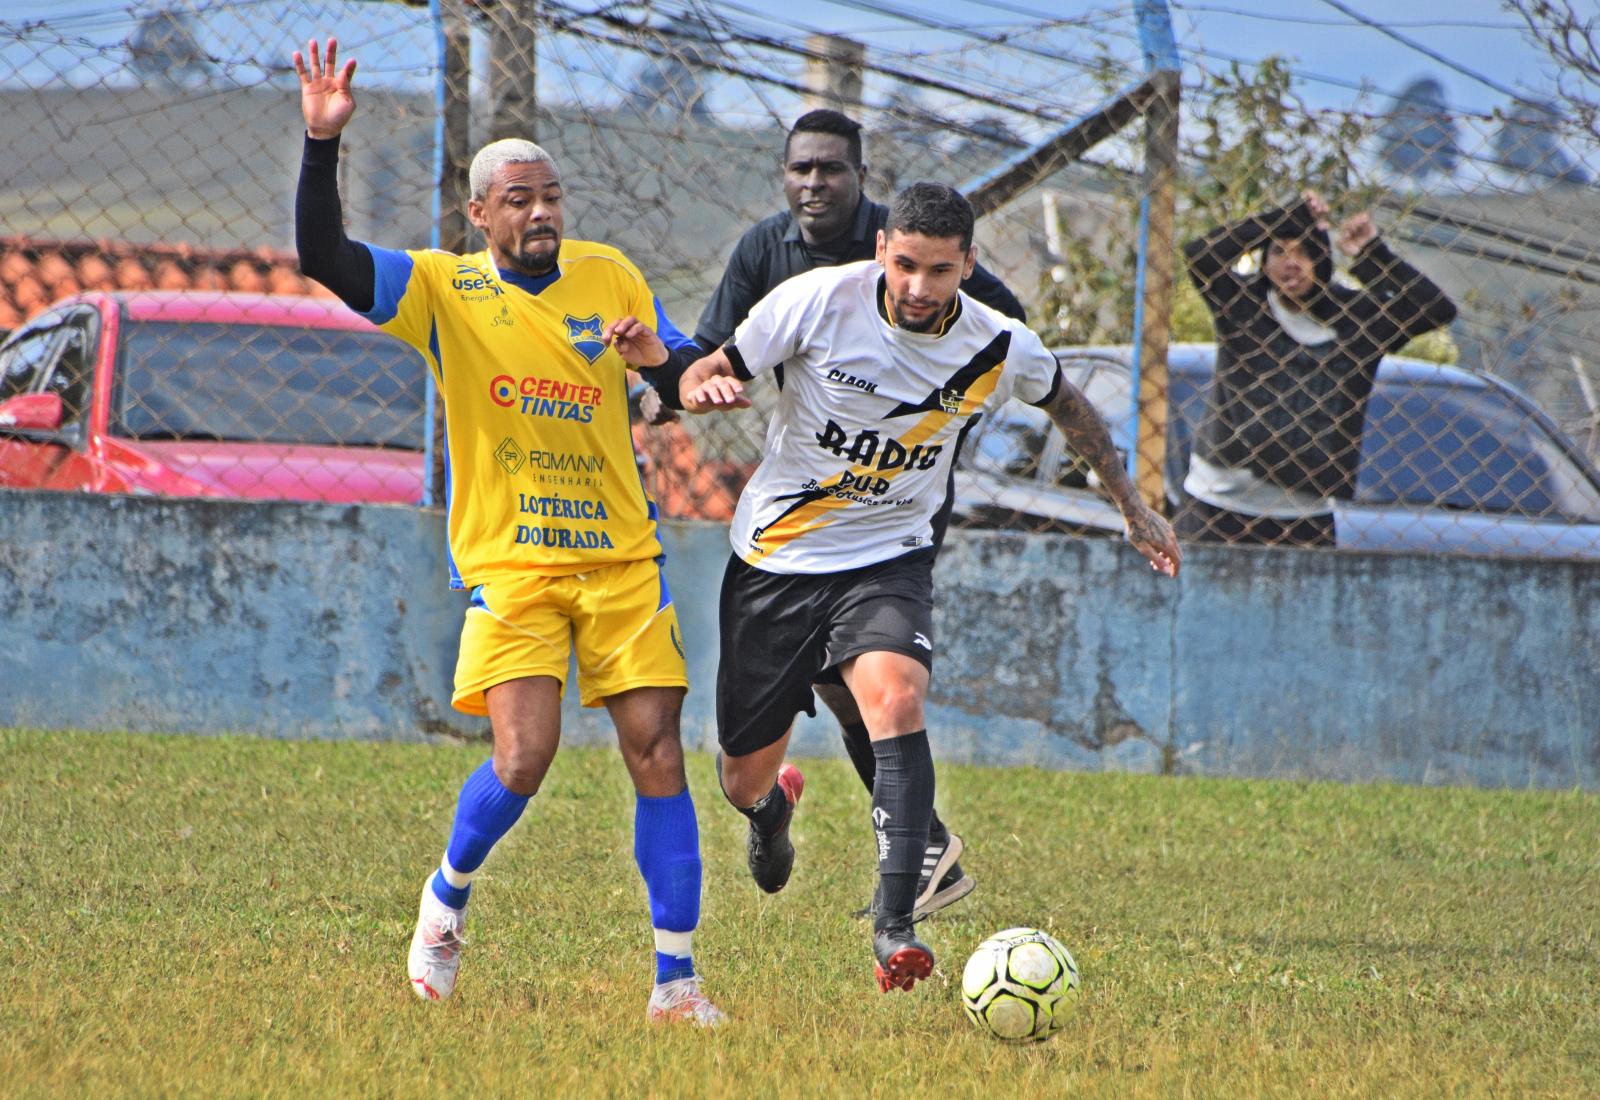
{"left": 677, "top": 182, "right": 1181, "bottom": 992}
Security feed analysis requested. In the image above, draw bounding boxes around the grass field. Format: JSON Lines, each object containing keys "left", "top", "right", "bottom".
{"left": 3, "top": 728, "right": 1596, "bottom": 1099}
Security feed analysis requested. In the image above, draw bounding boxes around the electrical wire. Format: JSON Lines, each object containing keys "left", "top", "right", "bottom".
{"left": 1314, "top": 0, "right": 1536, "bottom": 104}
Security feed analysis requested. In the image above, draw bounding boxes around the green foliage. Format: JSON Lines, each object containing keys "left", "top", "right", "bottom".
{"left": 4, "top": 729, "right": 1598, "bottom": 1098}
{"left": 1185, "top": 58, "right": 1377, "bottom": 228}
{"left": 1399, "top": 327, "right": 1461, "bottom": 364}
{"left": 1039, "top": 57, "right": 1381, "bottom": 349}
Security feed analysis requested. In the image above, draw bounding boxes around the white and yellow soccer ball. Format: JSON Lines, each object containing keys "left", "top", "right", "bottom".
{"left": 960, "top": 927, "right": 1080, "bottom": 1042}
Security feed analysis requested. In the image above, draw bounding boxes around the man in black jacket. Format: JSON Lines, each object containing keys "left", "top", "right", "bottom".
{"left": 644, "top": 110, "right": 1027, "bottom": 923}
{"left": 688, "top": 109, "right": 1025, "bottom": 355}
{"left": 1179, "top": 189, "right": 1457, "bottom": 546}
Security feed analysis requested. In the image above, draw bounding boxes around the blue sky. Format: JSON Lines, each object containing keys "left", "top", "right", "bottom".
{"left": 0, "top": 0, "right": 1567, "bottom": 124}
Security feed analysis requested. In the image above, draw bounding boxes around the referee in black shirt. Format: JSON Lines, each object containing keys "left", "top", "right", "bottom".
{"left": 691, "top": 110, "right": 1025, "bottom": 353}
{"left": 649, "top": 109, "right": 1030, "bottom": 924}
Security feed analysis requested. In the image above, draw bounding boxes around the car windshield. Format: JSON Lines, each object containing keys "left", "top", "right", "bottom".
{"left": 112, "top": 319, "right": 427, "bottom": 449}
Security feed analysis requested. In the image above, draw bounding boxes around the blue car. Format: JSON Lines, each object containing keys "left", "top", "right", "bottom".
{"left": 953, "top": 344, "right": 1600, "bottom": 559}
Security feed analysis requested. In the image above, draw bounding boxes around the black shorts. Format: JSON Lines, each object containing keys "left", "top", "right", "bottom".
{"left": 716, "top": 549, "right": 936, "bottom": 757}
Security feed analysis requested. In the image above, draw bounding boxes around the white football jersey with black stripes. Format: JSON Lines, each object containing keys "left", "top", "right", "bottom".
{"left": 724, "top": 261, "right": 1060, "bottom": 574}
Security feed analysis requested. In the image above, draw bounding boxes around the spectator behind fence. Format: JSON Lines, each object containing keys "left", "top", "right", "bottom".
{"left": 1178, "top": 189, "right": 1458, "bottom": 547}
{"left": 639, "top": 108, "right": 1025, "bottom": 424}
{"left": 115, "top": 257, "right": 154, "bottom": 291}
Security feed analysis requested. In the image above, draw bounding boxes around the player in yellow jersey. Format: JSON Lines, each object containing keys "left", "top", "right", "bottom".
{"left": 293, "top": 37, "right": 721, "bottom": 1025}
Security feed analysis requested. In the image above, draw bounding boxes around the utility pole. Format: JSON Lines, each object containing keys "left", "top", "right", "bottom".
{"left": 802, "top": 34, "right": 864, "bottom": 113}
{"left": 489, "top": 1, "right": 539, "bottom": 142}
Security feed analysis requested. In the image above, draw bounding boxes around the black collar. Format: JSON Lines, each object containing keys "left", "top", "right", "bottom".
{"left": 876, "top": 273, "right": 962, "bottom": 336}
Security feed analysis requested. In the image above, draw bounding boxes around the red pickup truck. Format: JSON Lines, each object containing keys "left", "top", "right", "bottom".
{"left": 0, "top": 291, "right": 426, "bottom": 502}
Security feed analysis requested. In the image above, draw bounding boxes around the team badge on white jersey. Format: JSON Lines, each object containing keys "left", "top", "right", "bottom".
{"left": 724, "top": 262, "right": 1061, "bottom": 575}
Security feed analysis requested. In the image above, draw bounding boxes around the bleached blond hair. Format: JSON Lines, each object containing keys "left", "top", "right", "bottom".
{"left": 468, "top": 139, "right": 559, "bottom": 202}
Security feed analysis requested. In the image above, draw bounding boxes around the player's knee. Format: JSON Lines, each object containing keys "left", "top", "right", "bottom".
{"left": 814, "top": 681, "right": 862, "bottom": 725}
{"left": 493, "top": 742, "right": 556, "bottom": 796}
{"left": 716, "top": 756, "right": 769, "bottom": 808}
{"left": 627, "top": 728, "right": 684, "bottom": 778}
{"left": 862, "top": 682, "right": 925, "bottom": 737}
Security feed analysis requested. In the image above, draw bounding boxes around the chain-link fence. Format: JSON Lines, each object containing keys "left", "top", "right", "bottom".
{"left": 2, "top": 1, "right": 1598, "bottom": 559}
{"left": 998, "top": 42, "right": 1600, "bottom": 560}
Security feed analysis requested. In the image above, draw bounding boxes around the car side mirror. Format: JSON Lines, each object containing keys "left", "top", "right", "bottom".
{"left": 0, "top": 392, "right": 64, "bottom": 432}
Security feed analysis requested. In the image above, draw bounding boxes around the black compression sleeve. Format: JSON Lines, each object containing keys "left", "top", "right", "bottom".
{"left": 295, "top": 133, "right": 376, "bottom": 313}
{"left": 638, "top": 341, "right": 703, "bottom": 411}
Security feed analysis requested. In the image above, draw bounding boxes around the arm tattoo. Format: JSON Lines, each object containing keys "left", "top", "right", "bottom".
{"left": 1125, "top": 507, "right": 1167, "bottom": 547}
{"left": 1046, "top": 381, "right": 1138, "bottom": 507}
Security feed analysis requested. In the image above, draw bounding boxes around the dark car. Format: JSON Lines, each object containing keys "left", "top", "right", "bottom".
{"left": 953, "top": 344, "right": 1600, "bottom": 559}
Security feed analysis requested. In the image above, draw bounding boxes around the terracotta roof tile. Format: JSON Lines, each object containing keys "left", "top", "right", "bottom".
{"left": 36, "top": 252, "right": 75, "bottom": 290}
{"left": 76, "top": 253, "right": 115, "bottom": 291}
{"left": 114, "top": 257, "right": 154, "bottom": 291}
{"left": 0, "top": 236, "right": 332, "bottom": 331}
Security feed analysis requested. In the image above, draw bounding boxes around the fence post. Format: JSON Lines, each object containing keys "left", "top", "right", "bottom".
{"left": 803, "top": 34, "right": 864, "bottom": 113}
{"left": 438, "top": 0, "right": 471, "bottom": 255}
{"left": 1133, "top": 69, "right": 1179, "bottom": 510}
{"left": 1129, "top": 1, "right": 1180, "bottom": 510}
{"left": 489, "top": 0, "right": 539, "bottom": 143}
{"left": 427, "top": 0, "right": 472, "bottom": 507}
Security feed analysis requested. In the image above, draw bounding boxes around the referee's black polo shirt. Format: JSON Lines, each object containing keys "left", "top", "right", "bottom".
{"left": 691, "top": 196, "right": 1026, "bottom": 352}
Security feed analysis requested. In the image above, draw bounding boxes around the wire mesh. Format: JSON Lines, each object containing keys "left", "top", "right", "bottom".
{"left": 964, "top": 37, "right": 1600, "bottom": 560}
{"left": 1, "top": 1, "right": 1597, "bottom": 559}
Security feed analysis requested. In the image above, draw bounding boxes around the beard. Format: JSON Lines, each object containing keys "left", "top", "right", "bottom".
{"left": 890, "top": 294, "right": 952, "bottom": 333}
{"left": 507, "top": 231, "right": 560, "bottom": 276}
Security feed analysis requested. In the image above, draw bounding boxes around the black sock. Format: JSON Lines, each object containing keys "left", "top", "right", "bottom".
{"left": 843, "top": 721, "right": 947, "bottom": 843}
{"left": 717, "top": 753, "right": 789, "bottom": 835}
{"left": 739, "top": 783, "right": 789, "bottom": 835}
{"left": 870, "top": 730, "right": 934, "bottom": 932}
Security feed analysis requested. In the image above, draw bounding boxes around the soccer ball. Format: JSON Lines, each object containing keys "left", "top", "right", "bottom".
{"left": 960, "top": 927, "right": 1080, "bottom": 1042}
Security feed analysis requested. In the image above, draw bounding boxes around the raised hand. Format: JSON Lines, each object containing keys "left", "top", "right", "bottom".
{"left": 1300, "top": 188, "right": 1331, "bottom": 229}
{"left": 637, "top": 386, "right": 680, "bottom": 426}
{"left": 293, "top": 38, "right": 357, "bottom": 140}
{"left": 1335, "top": 212, "right": 1378, "bottom": 256}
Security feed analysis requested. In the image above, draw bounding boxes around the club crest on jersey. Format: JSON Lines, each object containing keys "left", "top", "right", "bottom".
{"left": 564, "top": 314, "right": 607, "bottom": 364}
{"left": 938, "top": 387, "right": 964, "bottom": 414}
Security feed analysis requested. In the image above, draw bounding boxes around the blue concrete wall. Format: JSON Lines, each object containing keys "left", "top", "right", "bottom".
{"left": 2, "top": 490, "right": 1595, "bottom": 789}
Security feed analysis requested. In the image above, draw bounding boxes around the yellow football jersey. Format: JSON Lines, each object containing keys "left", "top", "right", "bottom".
{"left": 363, "top": 239, "right": 662, "bottom": 586}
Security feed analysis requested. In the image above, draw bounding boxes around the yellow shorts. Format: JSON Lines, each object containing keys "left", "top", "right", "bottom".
{"left": 452, "top": 557, "right": 688, "bottom": 714}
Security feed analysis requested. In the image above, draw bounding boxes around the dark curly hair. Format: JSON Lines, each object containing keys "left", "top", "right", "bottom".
{"left": 885, "top": 182, "right": 974, "bottom": 252}
{"left": 785, "top": 109, "right": 864, "bottom": 168}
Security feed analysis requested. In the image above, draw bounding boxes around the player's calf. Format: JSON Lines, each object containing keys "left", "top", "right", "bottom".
{"left": 720, "top": 755, "right": 806, "bottom": 894}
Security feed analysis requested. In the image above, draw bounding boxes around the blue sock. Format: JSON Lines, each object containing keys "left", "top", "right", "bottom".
{"left": 429, "top": 759, "right": 531, "bottom": 909}
{"left": 634, "top": 788, "right": 701, "bottom": 985}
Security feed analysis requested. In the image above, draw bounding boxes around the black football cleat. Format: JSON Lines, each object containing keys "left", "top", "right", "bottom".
{"left": 873, "top": 921, "right": 935, "bottom": 992}
{"left": 747, "top": 763, "right": 804, "bottom": 894}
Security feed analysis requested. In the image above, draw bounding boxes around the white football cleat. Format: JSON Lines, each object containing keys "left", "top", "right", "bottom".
{"left": 646, "top": 975, "right": 726, "bottom": 1027}
{"left": 407, "top": 881, "right": 467, "bottom": 1001}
